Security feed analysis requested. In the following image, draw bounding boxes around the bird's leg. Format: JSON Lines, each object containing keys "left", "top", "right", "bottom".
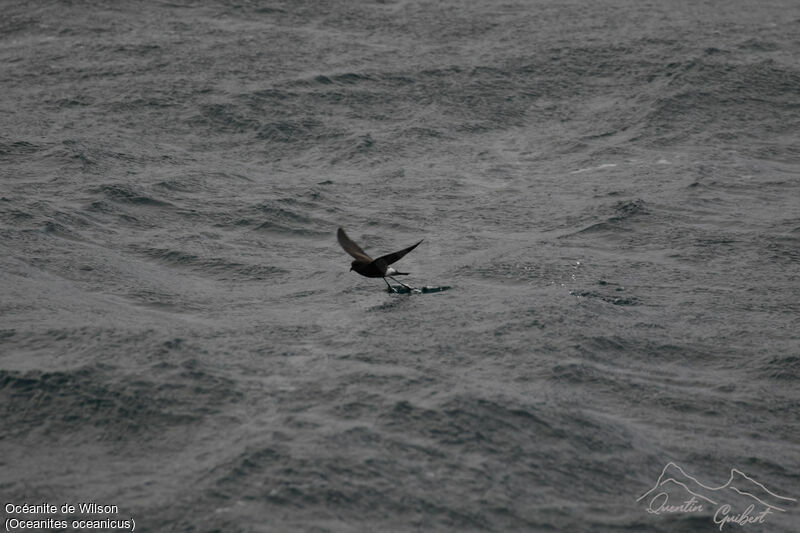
{"left": 383, "top": 277, "right": 393, "bottom": 292}
{"left": 389, "top": 276, "right": 413, "bottom": 290}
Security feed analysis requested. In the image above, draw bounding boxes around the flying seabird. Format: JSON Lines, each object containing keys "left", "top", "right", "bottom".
{"left": 337, "top": 227, "right": 422, "bottom": 290}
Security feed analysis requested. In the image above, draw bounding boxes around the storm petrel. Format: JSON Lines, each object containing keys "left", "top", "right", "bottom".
{"left": 337, "top": 227, "right": 422, "bottom": 290}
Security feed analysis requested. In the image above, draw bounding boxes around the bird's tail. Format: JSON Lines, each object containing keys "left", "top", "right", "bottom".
{"left": 393, "top": 271, "right": 409, "bottom": 276}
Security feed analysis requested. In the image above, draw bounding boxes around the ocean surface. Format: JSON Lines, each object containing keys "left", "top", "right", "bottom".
{"left": 1, "top": 1, "right": 799, "bottom": 531}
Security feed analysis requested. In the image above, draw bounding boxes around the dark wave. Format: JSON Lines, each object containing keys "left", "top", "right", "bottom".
{"left": 250, "top": 200, "right": 331, "bottom": 236}
{"left": 0, "top": 139, "right": 41, "bottom": 161}
{"left": 255, "top": 118, "right": 330, "bottom": 143}
{"left": 570, "top": 199, "right": 650, "bottom": 236}
{"left": 131, "top": 244, "right": 288, "bottom": 280}
{"left": 763, "top": 355, "right": 800, "bottom": 380}
{"left": 572, "top": 289, "right": 639, "bottom": 306}
{"left": 0, "top": 362, "right": 239, "bottom": 439}
{"left": 91, "top": 184, "right": 173, "bottom": 207}
{"left": 190, "top": 103, "right": 261, "bottom": 134}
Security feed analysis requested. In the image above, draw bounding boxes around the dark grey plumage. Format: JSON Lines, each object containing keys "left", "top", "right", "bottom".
{"left": 337, "top": 228, "right": 422, "bottom": 285}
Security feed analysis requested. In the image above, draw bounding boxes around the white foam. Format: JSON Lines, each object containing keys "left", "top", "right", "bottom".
{"left": 570, "top": 163, "right": 618, "bottom": 174}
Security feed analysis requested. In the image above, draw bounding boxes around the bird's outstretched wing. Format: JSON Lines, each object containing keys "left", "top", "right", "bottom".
{"left": 337, "top": 227, "right": 373, "bottom": 262}
{"left": 375, "top": 239, "right": 423, "bottom": 267}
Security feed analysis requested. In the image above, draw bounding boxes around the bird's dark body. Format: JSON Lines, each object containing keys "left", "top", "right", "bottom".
{"left": 350, "top": 260, "right": 408, "bottom": 278}
{"left": 337, "top": 228, "right": 421, "bottom": 286}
